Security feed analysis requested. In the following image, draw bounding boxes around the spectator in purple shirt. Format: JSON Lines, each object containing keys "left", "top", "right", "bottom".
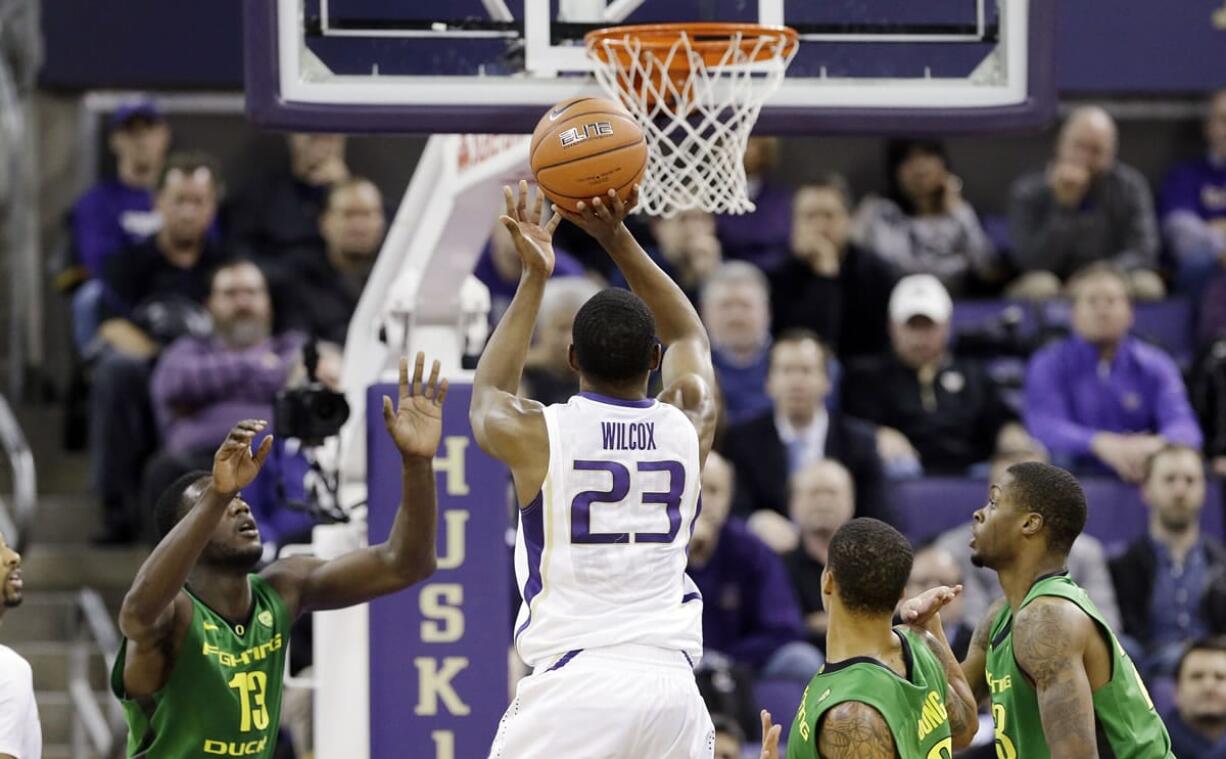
{"left": 1024, "top": 263, "right": 1203, "bottom": 482}
{"left": 71, "top": 98, "right": 169, "bottom": 278}
{"left": 700, "top": 261, "right": 773, "bottom": 425}
{"left": 687, "top": 452, "right": 823, "bottom": 681}
{"left": 145, "top": 260, "right": 318, "bottom": 547}
{"left": 1161, "top": 90, "right": 1226, "bottom": 298}
{"left": 715, "top": 137, "right": 793, "bottom": 271}
{"left": 68, "top": 98, "right": 170, "bottom": 350}
{"left": 474, "top": 216, "right": 587, "bottom": 326}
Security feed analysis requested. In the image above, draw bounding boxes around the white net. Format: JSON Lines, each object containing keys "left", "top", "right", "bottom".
{"left": 587, "top": 25, "right": 797, "bottom": 217}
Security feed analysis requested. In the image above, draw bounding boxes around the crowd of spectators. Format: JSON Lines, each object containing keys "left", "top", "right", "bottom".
{"left": 66, "top": 90, "right": 1226, "bottom": 755}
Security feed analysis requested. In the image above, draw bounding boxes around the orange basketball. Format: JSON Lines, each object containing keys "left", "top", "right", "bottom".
{"left": 529, "top": 97, "right": 648, "bottom": 213}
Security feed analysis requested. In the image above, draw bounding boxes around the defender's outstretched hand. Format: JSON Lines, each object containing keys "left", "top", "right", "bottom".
{"left": 760, "top": 710, "right": 783, "bottom": 759}
{"left": 213, "top": 419, "right": 273, "bottom": 494}
{"left": 383, "top": 353, "right": 448, "bottom": 460}
{"left": 898, "top": 584, "right": 963, "bottom": 629}
{"left": 558, "top": 186, "right": 639, "bottom": 245}
{"left": 500, "top": 180, "right": 560, "bottom": 277}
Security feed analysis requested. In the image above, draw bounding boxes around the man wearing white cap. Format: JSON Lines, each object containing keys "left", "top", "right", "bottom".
{"left": 843, "top": 274, "right": 1023, "bottom": 475}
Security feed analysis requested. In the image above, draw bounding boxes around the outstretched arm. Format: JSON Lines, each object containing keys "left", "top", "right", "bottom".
{"left": 1013, "top": 598, "right": 1100, "bottom": 759}
{"left": 264, "top": 353, "right": 445, "bottom": 616}
{"left": 119, "top": 420, "right": 272, "bottom": 642}
{"left": 561, "top": 190, "right": 718, "bottom": 463}
{"left": 901, "top": 589, "right": 1004, "bottom": 706}
{"left": 817, "top": 701, "right": 897, "bottom": 759}
{"left": 469, "top": 182, "right": 554, "bottom": 504}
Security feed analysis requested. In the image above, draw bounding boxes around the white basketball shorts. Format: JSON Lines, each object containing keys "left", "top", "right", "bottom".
{"left": 488, "top": 644, "right": 715, "bottom": 759}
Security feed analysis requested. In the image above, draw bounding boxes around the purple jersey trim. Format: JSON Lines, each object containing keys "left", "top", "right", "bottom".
{"left": 682, "top": 592, "right": 702, "bottom": 604}
{"left": 545, "top": 649, "right": 583, "bottom": 672}
{"left": 578, "top": 391, "right": 655, "bottom": 409}
{"left": 682, "top": 651, "right": 694, "bottom": 668}
{"left": 514, "top": 490, "right": 546, "bottom": 643}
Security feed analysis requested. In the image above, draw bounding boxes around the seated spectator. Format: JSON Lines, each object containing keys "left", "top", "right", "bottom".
{"left": 1161, "top": 90, "right": 1226, "bottom": 298}
{"left": 68, "top": 97, "right": 169, "bottom": 349}
{"left": 1007, "top": 106, "right": 1164, "bottom": 301}
{"left": 715, "top": 136, "right": 793, "bottom": 271}
{"left": 782, "top": 459, "right": 855, "bottom": 649}
{"left": 224, "top": 132, "right": 350, "bottom": 261}
{"left": 843, "top": 274, "right": 1021, "bottom": 476}
{"left": 687, "top": 452, "right": 823, "bottom": 682}
{"left": 611, "top": 209, "right": 722, "bottom": 304}
{"left": 721, "top": 330, "right": 889, "bottom": 550}
{"left": 701, "top": 261, "right": 774, "bottom": 425}
{"left": 474, "top": 216, "right": 587, "bottom": 325}
{"left": 904, "top": 544, "right": 974, "bottom": 659}
{"left": 145, "top": 260, "right": 318, "bottom": 548}
{"left": 280, "top": 177, "right": 386, "bottom": 344}
{"left": 1167, "top": 638, "right": 1226, "bottom": 759}
{"left": 521, "top": 278, "right": 601, "bottom": 405}
{"left": 851, "top": 139, "right": 996, "bottom": 295}
{"left": 935, "top": 447, "right": 1122, "bottom": 630}
{"left": 1024, "top": 263, "right": 1203, "bottom": 481}
{"left": 1110, "top": 445, "right": 1226, "bottom": 678}
{"left": 90, "top": 151, "right": 227, "bottom": 544}
{"left": 71, "top": 97, "right": 169, "bottom": 278}
{"left": 711, "top": 713, "right": 746, "bottom": 759}
{"left": 769, "top": 175, "right": 897, "bottom": 359}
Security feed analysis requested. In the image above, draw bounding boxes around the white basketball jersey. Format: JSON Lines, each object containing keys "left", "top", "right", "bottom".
{"left": 513, "top": 391, "right": 704, "bottom": 668}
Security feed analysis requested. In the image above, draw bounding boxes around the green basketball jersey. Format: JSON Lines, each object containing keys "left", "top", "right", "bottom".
{"left": 110, "top": 574, "right": 291, "bottom": 758}
{"left": 984, "top": 572, "right": 1173, "bottom": 759}
{"left": 787, "top": 627, "right": 955, "bottom": 759}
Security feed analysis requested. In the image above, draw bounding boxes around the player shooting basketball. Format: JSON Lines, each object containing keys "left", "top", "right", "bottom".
{"left": 471, "top": 182, "right": 719, "bottom": 757}
{"left": 111, "top": 353, "right": 446, "bottom": 758}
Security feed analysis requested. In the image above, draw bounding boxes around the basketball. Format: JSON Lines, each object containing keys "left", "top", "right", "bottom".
{"left": 529, "top": 97, "right": 648, "bottom": 213}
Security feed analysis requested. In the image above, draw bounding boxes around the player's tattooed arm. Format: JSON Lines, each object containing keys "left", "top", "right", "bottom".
{"left": 963, "top": 596, "right": 1007, "bottom": 706}
{"left": 471, "top": 181, "right": 552, "bottom": 502}
{"left": 909, "top": 624, "right": 980, "bottom": 749}
{"left": 1013, "top": 598, "right": 1099, "bottom": 759}
{"left": 816, "top": 702, "right": 896, "bottom": 759}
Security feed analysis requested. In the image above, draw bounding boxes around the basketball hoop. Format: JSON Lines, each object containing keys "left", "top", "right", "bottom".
{"left": 586, "top": 22, "right": 798, "bottom": 217}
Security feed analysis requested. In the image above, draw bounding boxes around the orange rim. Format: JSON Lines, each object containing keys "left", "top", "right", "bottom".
{"left": 585, "top": 22, "right": 799, "bottom": 70}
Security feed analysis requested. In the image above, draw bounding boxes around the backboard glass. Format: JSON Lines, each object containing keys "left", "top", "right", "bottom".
{"left": 245, "top": 0, "right": 1055, "bottom": 134}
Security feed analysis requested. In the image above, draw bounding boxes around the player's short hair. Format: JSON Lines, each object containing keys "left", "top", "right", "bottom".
{"left": 1176, "top": 636, "right": 1226, "bottom": 681}
{"left": 828, "top": 518, "right": 914, "bottom": 616}
{"left": 154, "top": 470, "right": 211, "bottom": 540}
{"left": 1005, "top": 461, "right": 1087, "bottom": 555}
{"left": 1142, "top": 443, "right": 1203, "bottom": 484}
{"left": 157, "top": 150, "right": 223, "bottom": 195}
{"left": 571, "top": 288, "right": 657, "bottom": 384}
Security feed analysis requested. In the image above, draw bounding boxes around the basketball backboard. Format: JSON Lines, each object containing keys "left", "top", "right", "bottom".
{"left": 245, "top": 0, "right": 1055, "bottom": 134}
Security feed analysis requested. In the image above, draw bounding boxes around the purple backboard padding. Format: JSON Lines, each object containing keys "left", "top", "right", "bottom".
{"left": 244, "top": 0, "right": 1056, "bottom": 135}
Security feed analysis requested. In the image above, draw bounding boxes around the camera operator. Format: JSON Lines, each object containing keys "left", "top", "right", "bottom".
{"left": 143, "top": 260, "right": 337, "bottom": 546}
